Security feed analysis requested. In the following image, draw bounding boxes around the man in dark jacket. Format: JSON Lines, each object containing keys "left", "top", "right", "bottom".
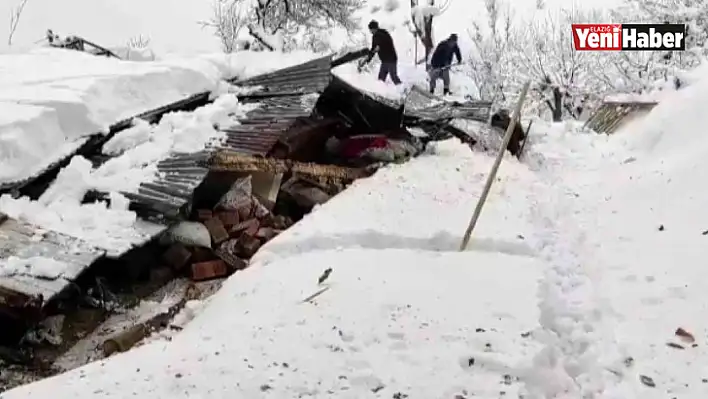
{"left": 358, "top": 20, "right": 402, "bottom": 85}
{"left": 428, "top": 34, "right": 462, "bottom": 95}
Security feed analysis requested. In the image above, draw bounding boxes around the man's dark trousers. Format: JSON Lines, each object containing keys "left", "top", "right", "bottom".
{"left": 378, "top": 62, "right": 402, "bottom": 85}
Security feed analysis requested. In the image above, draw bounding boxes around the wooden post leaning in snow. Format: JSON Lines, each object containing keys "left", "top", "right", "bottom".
{"left": 458, "top": 81, "right": 531, "bottom": 251}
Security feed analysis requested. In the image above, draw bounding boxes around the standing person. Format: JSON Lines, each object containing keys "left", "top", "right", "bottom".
{"left": 428, "top": 34, "right": 462, "bottom": 95}
{"left": 358, "top": 20, "right": 402, "bottom": 85}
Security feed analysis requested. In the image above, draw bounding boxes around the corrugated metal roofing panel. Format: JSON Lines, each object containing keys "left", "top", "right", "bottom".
{"left": 405, "top": 86, "right": 492, "bottom": 122}
{"left": 583, "top": 101, "right": 657, "bottom": 134}
{"left": 218, "top": 95, "right": 317, "bottom": 156}
{"left": 122, "top": 151, "right": 212, "bottom": 220}
{"left": 230, "top": 55, "right": 334, "bottom": 96}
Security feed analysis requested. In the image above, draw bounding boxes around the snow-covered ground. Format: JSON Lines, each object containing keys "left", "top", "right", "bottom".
{"left": 4, "top": 0, "right": 708, "bottom": 397}
{"left": 3, "top": 140, "right": 552, "bottom": 398}
{"left": 8, "top": 82, "right": 708, "bottom": 396}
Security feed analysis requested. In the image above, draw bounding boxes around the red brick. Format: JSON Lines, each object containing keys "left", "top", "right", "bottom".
{"left": 203, "top": 217, "right": 229, "bottom": 244}
{"left": 196, "top": 209, "right": 213, "bottom": 221}
{"left": 162, "top": 243, "right": 191, "bottom": 270}
{"left": 191, "top": 259, "right": 229, "bottom": 281}
{"left": 216, "top": 211, "right": 240, "bottom": 228}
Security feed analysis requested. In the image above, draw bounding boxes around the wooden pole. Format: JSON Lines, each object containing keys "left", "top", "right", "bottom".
{"left": 458, "top": 81, "right": 531, "bottom": 251}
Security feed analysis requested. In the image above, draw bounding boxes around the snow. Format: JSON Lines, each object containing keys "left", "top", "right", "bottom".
{"left": 0, "top": 0, "right": 220, "bottom": 54}
{"left": 5, "top": 0, "right": 708, "bottom": 397}
{"left": 3, "top": 140, "right": 550, "bottom": 398}
{"left": 94, "top": 94, "right": 255, "bottom": 193}
{"left": 0, "top": 49, "right": 316, "bottom": 186}
{"left": 0, "top": 92, "right": 256, "bottom": 254}
{"left": 0, "top": 256, "right": 68, "bottom": 279}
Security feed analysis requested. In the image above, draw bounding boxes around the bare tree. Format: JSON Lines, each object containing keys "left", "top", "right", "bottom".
{"left": 513, "top": 8, "right": 606, "bottom": 121}
{"left": 599, "top": 0, "right": 708, "bottom": 93}
{"left": 249, "top": 0, "right": 365, "bottom": 51}
{"left": 201, "top": 0, "right": 249, "bottom": 53}
{"left": 466, "top": 0, "right": 517, "bottom": 107}
{"left": 8, "top": 0, "right": 29, "bottom": 46}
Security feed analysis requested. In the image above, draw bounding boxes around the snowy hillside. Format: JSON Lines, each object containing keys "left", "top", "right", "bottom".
{"left": 3, "top": 0, "right": 708, "bottom": 397}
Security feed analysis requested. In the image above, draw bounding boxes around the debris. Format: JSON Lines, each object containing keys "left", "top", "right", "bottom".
{"left": 102, "top": 324, "right": 150, "bottom": 356}
{"left": 215, "top": 240, "right": 249, "bottom": 271}
{"left": 203, "top": 217, "right": 230, "bottom": 245}
{"left": 302, "top": 286, "right": 331, "bottom": 303}
{"left": 231, "top": 218, "right": 260, "bottom": 235}
{"left": 702, "top": 229, "right": 708, "bottom": 235}
{"left": 675, "top": 327, "right": 695, "bottom": 343}
{"left": 667, "top": 342, "right": 685, "bottom": 349}
{"left": 237, "top": 236, "right": 261, "bottom": 258}
{"left": 196, "top": 209, "right": 213, "bottom": 221}
{"left": 161, "top": 221, "right": 211, "bottom": 248}
{"left": 216, "top": 211, "right": 240, "bottom": 228}
{"left": 255, "top": 227, "right": 277, "bottom": 241}
{"left": 658, "top": 225, "right": 665, "bottom": 231}
{"left": 162, "top": 244, "right": 191, "bottom": 271}
{"left": 191, "top": 260, "right": 230, "bottom": 282}
{"left": 318, "top": 268, "right": 333, "bottom": 285}
{"left": 639, "top": 375, "right": 656, "bottom": 387}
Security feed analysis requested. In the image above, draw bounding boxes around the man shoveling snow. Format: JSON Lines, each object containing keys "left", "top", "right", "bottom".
{"left": 428, "top": 34, "right": 462, "bottom": 96}
{"left": 358, "top": 20, "right": 402, "bottom": 85}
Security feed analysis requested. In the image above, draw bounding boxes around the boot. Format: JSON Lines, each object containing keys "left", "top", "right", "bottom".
{"left": 443, "top": 88, "right": 451, "bottom": 96}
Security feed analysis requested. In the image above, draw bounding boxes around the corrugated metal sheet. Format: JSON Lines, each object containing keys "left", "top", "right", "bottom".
{"left": 584, "top": 101, "right": 657, "bottom": 134}
{"left": 230, "top": 55, "right": 334, "bottom": 96}
{"left": 121, "top": 151, "right": 212, "bottom": 220}
{"left": 405, "top": 85, "right": 492, "bottom": 122}
{"left": 218, "top": 95, "right": 318, "bottom": 155}
{"left": 0, "top": 217, "right": 104, "bottom": 305}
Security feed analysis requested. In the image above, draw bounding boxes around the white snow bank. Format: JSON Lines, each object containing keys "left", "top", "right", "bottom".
{"left": 614, "top": 63, "right": 708, "bottom": 160}
{"left": 4, "top": 139, "right": 547, "bottom": 398}
{"left": 95, "top": 93, "right": 256, "bottom": 193}
{"left": 257, "top": 139, "right": 541, "bottom": 265}
{"left": 4, "top": 250, "right": 544, "bottom": 399}
{"left": 0, "top": 48, "right": 316, "bottom": 186}
{"left": 0, "top": 93, "right": 260, "bottom": 254}
{"left": 0, "top": 157, "right": 162, "bottom": 255}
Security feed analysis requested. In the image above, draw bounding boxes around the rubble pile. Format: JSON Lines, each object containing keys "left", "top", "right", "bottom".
{"left": 160, "top": 175, "right": 293, "bottom": 282}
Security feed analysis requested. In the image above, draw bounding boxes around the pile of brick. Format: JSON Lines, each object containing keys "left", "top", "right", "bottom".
{"left": 161, "top": 176, "right": 293, "bottom": 282}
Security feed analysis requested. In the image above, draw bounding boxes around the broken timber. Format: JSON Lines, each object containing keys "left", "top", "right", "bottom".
{"left": 210, "top": 151, "right": 375, "bottom": 182}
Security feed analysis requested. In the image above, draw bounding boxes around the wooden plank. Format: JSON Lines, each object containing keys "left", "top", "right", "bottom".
{"left": 0, "top": 217, "right": 106, "bottom": 301}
